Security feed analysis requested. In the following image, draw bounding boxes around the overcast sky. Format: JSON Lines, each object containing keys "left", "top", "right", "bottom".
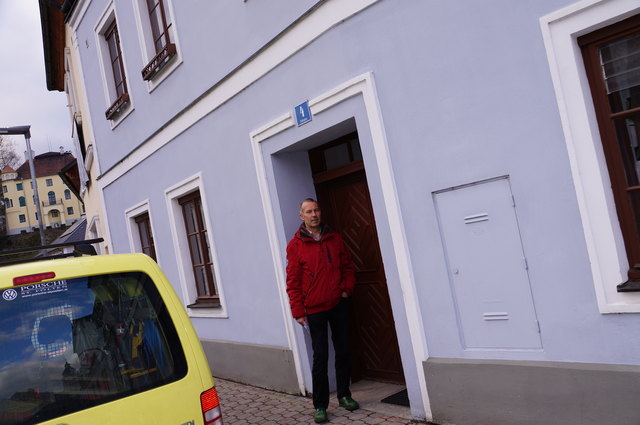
{"left": 0, "top": 1, "right": 74, "bottom": 161}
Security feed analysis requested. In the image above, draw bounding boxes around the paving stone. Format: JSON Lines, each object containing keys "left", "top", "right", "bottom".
{"left": 215, "top": 377, "right": 420, "bottom": 425}
{"left": 363, "top": 416, "right": 386, "bottom": 424}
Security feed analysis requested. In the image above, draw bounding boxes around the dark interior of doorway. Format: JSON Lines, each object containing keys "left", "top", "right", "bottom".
{"left": 308, "top": 132, "right": 405, "bottom": 385}
{"left": 381, "top": 389, "right": 410, "bottom": 406}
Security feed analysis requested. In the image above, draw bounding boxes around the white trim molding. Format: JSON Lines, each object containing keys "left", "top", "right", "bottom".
{"left": 250, "top": 72, "right": 432, "bottom": 420}
{"left": 540, "top": 0, "right": 640, "bottom": 313}
{"left": 86, "top": 213, "right": 103, "bottom": 254}
{"left": 164, "top": 173, "right": 228, "bottom": 318}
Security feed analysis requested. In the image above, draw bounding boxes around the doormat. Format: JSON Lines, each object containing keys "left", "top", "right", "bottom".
{"left": 380, "top": 389, "right": 409, "bottom": 406}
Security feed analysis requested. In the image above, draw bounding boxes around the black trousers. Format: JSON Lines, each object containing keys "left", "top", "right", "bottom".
{"left": 307, "top": 298, "right": 352, "bottom": 409}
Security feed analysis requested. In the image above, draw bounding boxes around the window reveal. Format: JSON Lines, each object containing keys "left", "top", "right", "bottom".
{"left": 178, "top": 191, "right": 218, "bottom": 305}
{"left": 104, "top": 20, "right": 130, "bottom": 120}
{"left": 135, "top": 212, "right": 157, "bottom": 261}
{"left": 141, "top": 0, "right": 176, "bottom": 80}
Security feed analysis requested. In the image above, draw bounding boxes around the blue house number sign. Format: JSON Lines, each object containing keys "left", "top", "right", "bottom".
{"left": 294, "top": 101, "right": 312, "bottom": 126}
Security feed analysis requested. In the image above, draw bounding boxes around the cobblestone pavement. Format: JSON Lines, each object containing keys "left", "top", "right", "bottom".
{"left": 215, "top": 378, "right": 426, "bottom": 425}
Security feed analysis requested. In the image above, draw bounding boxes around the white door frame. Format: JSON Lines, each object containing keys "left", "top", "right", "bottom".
{"left": 249, "top": 72, "right": 432, "bottom": 420}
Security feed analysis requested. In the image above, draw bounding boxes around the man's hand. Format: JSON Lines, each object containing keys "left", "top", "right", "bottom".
{"left": 296, "top": 316, "right": 308, "bottom": 326}
{"left": 341, "top": 291, "right": 349, "bottom": 298}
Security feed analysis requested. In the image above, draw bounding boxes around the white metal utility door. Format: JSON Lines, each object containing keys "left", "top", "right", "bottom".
{"left": 434, "top": 177, "right": 541, "bottom": 349}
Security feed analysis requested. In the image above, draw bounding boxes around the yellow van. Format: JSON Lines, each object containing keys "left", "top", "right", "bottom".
{"left": 0, "top": 244, "right": 222, "bottom": 425}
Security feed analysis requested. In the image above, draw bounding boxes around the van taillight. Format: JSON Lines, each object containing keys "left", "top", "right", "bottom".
{"left": 13, "top": 272, "right": 56, "bottom": 286}
{"left": 201, "top": 387, "right": 223, "bottom": 425}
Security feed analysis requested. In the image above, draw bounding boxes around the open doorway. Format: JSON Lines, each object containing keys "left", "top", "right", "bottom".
{"left": 309, "top": 132, "right": 404, "bottom": 384}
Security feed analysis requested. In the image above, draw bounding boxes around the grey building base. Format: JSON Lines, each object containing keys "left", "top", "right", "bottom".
{"left": 424, "top": 357, "right": 640, "bottom": 425}
{"left": 201, "top": 338, "right": 300, "bottom": 394}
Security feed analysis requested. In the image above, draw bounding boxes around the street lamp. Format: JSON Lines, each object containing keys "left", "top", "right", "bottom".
{"left": 0, "top": 126, "right": 46, "bottom": 246}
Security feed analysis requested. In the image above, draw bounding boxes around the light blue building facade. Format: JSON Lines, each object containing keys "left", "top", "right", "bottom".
{"left": 56, "top": 1, "right": 640, "bottom": 424}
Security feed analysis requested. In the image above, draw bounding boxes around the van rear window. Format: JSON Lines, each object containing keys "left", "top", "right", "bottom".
{"left": 0, "top": 272, "right": 187, "bottom": 424}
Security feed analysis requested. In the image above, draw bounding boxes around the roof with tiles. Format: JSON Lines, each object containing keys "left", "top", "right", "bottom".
{"left": 16, "top": 152, "right": 76, "bottom": 180}
{"left": 1, "top": 166, "right": 16, "bottom": 174}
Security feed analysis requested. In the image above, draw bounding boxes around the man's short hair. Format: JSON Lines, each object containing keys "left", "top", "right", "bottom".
{"left": 299, "top": 198, "right": 319, "bottom": 213}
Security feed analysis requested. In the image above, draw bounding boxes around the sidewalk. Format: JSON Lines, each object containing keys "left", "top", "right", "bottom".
{"left": 215, "top": 377, "right": 426, "bottom": 425}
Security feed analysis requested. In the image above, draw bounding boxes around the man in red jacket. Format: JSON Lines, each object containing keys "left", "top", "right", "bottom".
{"left": 286, "top": 198, "right": 359, "bottom": 423}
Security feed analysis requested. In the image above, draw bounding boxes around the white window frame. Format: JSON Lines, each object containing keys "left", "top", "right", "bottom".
{"left": 86, "top": 214, "right": 103, "bottom": 255}
{"left": 124, "top": 199, "right": 159, "bottom": 263}
{"left": 541, "top": 0, "right": 640, "bottom": 313}
{"left": 94, "top": 1, "right": 134, "bottom": 129}
{"left": 132, "top": 0, "right": 182, "bottom": 92}
{"left": 165, "top": 173, "right": 227, "bottom": 318}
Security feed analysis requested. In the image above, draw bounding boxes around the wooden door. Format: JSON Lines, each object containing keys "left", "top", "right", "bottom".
{"left": 316, "top": 169, "right": 404, "bottom": 383}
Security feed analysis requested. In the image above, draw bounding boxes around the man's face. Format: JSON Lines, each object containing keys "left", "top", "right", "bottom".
{"left": 300, "top": 201, "right": 321, "bottom": 230}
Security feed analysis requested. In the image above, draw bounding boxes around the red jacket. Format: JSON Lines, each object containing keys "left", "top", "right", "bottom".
{"left": 286, "top": 224, "right": 356, "bottom": 319}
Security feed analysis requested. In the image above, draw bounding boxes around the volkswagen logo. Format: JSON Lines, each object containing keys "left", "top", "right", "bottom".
{"left": 2, "top": 289, "right": 17, "bottom": 301}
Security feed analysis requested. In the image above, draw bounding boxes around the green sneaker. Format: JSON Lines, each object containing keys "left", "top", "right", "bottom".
{"left": 313, "top": 408, "right": 328, "bottom": 423}
{"left": 338, "top": 396, "right": 359, "bottom": 411}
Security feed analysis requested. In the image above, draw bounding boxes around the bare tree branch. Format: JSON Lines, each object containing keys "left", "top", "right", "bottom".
{"left": 0, "top": 135, "right": 22, "bottom": 170}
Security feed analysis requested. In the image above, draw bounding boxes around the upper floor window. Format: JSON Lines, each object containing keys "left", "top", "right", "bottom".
{"left": 18, "top": 214, "right": 25, "bottom": 223}
{"left": 580, "top": 14, "right": 640, "bottom": 292}
{"left": 105, "top": 21, "right": 128, "bottom": 118}
{"left": 2, "top": 185, "right": 7, "bottom": 193}
{"left": 46, "top": 178, "right": 53, "bottom": 187}
{"left": 18, "top": 196, "right": 25, "bottom": 207}
{"left": 99, "top": 13, "right": 131, "bottom": 122}
{"left": 141, "top": 0, "right": 176, "bottom": 81}
{"left": 48, "top": 191, "right": 56, "bottom": 205}
{"left": 64, "top": 189, "right": 71, "bottom": 200}
{"left": 67, "top": 207, "right": 75, "bottom": 216}
{"left": 16, "top": 182, "right": 22, "bottom": 191}
{"left": 4, "top": 198, "right": 12, "bottom": 208}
